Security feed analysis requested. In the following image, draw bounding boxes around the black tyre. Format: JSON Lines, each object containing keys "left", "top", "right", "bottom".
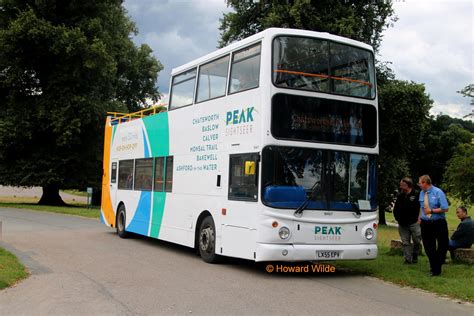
{"left": 198, "top": 216, "right": 218, "bottom": 263}
{"left": 116, "top": 204, "right": 129, "bottom": 238}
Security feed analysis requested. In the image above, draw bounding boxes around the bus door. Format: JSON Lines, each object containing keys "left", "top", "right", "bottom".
{"left": 109, "top": 159, "right": 118, "bottom": 205}
{"left": 222, "top": 153, "right": 259, "bottom": 259}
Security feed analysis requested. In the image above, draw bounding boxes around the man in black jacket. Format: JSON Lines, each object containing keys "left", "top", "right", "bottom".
{"left": 449, "top": 206, "right": 474, "bottom": 258}
{"left": 393, "top": 177, "right": 422, "bottom": 264}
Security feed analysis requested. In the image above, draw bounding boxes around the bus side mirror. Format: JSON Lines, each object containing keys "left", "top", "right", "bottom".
{"left": 244, "top": 161, "right": 255, "bottom": 175}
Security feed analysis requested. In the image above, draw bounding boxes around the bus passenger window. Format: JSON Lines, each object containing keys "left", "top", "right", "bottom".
{"left": 229, "top": 43, "right": 261, "bottom": 94}
{"left": 228, "top": 154, "right": 258, "bottom": 201}
{"left": 196, "top": 55, "right": 229, "bottom": 103}
{"left": 170, "top": 68, "right": 197, "bottom": 109}
{"left": 134, "top": 158, "right": 153, "bottom": 191}
{"left": 118, "top": 159, "right": 134, "bottom": 190}
{"left": 165, "top": 156, "right": 174, "bottom": 192}
{"left": 154, "top": 157, "right": 165, "bottom": 192}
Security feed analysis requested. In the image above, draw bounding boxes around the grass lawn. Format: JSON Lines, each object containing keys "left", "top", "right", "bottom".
{"left": 62, "top": 189, "right": 88, "bottom": 197}
{"left": 0, "top": 247, "right": 28, "bottom": 290}
{"left": 0, "top": 199, "right": 100, "bottom": 219}
{"left": 332, "top": 200, "right": 474, "bottom": 302}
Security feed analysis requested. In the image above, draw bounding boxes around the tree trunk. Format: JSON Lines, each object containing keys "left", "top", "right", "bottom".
{"left": 38, "top": 184, "right": 66, "bottom": 206}
{"left": 378, "top": 207, "right": 387, "bottom": 226}
{"left": 91, "top": 188, "right": 102, "bottom": 206}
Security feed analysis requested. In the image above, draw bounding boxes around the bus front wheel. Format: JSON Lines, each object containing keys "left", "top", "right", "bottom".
{"left": 198, "top": 216, "right": 218, "bottom": 263}
{"left": 116, "top": 204, "right": 129, "bottom": 238}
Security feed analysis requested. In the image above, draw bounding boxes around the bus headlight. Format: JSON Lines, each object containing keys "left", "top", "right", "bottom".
{"left": 279, "top": 227, "right": 291, "bottom": 240}
{"left": 365, "top": 228, "right": 374, "bottom": 240}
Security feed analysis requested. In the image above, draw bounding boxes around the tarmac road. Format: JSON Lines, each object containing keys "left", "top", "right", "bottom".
{"left": 0, "top": 207, "right": 473, "bottom": 315}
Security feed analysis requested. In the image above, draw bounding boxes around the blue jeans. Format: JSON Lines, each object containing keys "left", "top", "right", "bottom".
{"left": 449, "top": 239, "right": 461, "bottom": 249}
{"left": 448, "top": 239, "right": 469, "bottom": 259}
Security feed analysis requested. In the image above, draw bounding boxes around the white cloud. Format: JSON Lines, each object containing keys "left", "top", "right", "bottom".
{"left": 123, "top": 0, "right": 230, "bottom": 95}
{"left": 379, "top": 0, "right": 473, "bottom": 118}
{"left": 430, "top": 102, "right": 470, "bottom": 119}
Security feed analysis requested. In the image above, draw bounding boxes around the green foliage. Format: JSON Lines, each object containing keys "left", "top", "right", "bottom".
{"left": 0, "top": 0, "right": 162, "bottom": 198}
{"left": 412, "top": 117, "right": 473, "bottom": 185}
{"left": 375, "top": 61, "right": 396, "bottom": 86}
{"left": 432, "top": 114, "right": 474, "bottom": 133}
{"left": 377, "top": 80, "right": 432, "bottom": 219}
{"left": 444, "top": 144, "right": 474, "bottom": 205}
{"left": 377, "top": 156, "right": 409, "bottom": 222}
{"left": 379, "top": 81, "right": 432, "bottom": 157}
{"left": 219, "top": 0, "right": 396, "bottom": 52}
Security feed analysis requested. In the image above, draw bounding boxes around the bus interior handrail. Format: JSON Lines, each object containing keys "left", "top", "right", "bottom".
{"left": 273, "top": 69, "right": 372, "bottom": 87}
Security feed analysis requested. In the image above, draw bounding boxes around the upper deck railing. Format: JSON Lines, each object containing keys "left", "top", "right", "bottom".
{"left": 107, "top": 104, "right": 167, "bottom": 125}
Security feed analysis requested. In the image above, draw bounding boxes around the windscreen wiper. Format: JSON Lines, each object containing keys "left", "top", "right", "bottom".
{"left": 294, "top": 181, "right": 320, "bottom": 218}
{"left": 349, "top": 198, "right": 362, "bottom": 217}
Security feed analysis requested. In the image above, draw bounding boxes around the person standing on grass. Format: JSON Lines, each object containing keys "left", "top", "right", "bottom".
{"left": 393, "top": 177, "right": 422, "bottom": 264}
{"left": 418, "top": 175, "right": 449, "bottom": 276}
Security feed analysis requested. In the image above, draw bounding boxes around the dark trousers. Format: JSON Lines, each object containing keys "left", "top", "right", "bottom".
{"left": 398, "top": 223, "right": 422, "bottom": 262}
{"left": 421, "top": 219, "right": 448, "bottom": 274}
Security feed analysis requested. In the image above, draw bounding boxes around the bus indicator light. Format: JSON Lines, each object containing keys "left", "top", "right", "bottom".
{"left": 222, "top": 208, "right": 227, "bottom": 215}
{"left": 272, "top": 221, "right": 278, "bottom": 228}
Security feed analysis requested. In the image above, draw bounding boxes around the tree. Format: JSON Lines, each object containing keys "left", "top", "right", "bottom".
{"left": 219, "top": 0, "right": 396, "bottom": 52}
{"left": 457, "top": 84, "right": 473, "bottom": 120}
{"left": 426, "top": 114, "right": 474, "bottom": 133}
{"left": 457, "top": 84, "right": 474, "bottom": 98}
{"left": 0, "top": 0, "right": 163, "bottom": 205}
{"left": 377, "top": 80, "right": 432, "bottom": 224}
{"left": 411, "top": 118, "right": 473, "bottom": 186}
{"left": 444, "top": 143, "right": 474, "bottom": 206}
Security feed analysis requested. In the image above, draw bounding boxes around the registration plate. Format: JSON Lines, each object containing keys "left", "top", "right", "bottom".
{"left": 316, "top": 251, "right": 341, "bottom": 259}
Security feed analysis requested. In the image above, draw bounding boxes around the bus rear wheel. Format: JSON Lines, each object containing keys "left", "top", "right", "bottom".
{"left": 198, "top": 216, "right": 218, "bottom": 263}
{"left": 116, "top": 204, "right": 129, "bottom": 238}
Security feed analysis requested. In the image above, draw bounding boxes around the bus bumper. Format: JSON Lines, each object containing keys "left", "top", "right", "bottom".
{"left": 255, "top": 243, "right": 377, "bottom": 262}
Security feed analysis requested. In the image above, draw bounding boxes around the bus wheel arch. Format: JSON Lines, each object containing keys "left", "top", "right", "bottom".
{"left": 116, "top": 202, "right": 129, "bottom": 238}
{"left": 195, "top": 211, "right": 219, "bottom": 263}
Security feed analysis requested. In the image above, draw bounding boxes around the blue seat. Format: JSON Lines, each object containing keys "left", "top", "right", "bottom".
{"left": 263, "top": 186, "right": 306, "bottom": 208}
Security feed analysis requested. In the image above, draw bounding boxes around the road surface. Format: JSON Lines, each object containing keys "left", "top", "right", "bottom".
{"left": 0, "top": 207, "right": 472, "bottom": 315}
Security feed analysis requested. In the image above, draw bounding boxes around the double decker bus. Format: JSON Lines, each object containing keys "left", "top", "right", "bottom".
{"left": 101, "top": 28, "right": 378, "bottom": 263}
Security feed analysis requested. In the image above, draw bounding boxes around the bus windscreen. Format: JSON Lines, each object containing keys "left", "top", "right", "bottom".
{"left": 261, "top": 146, "right": 377, "bottom": 211}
